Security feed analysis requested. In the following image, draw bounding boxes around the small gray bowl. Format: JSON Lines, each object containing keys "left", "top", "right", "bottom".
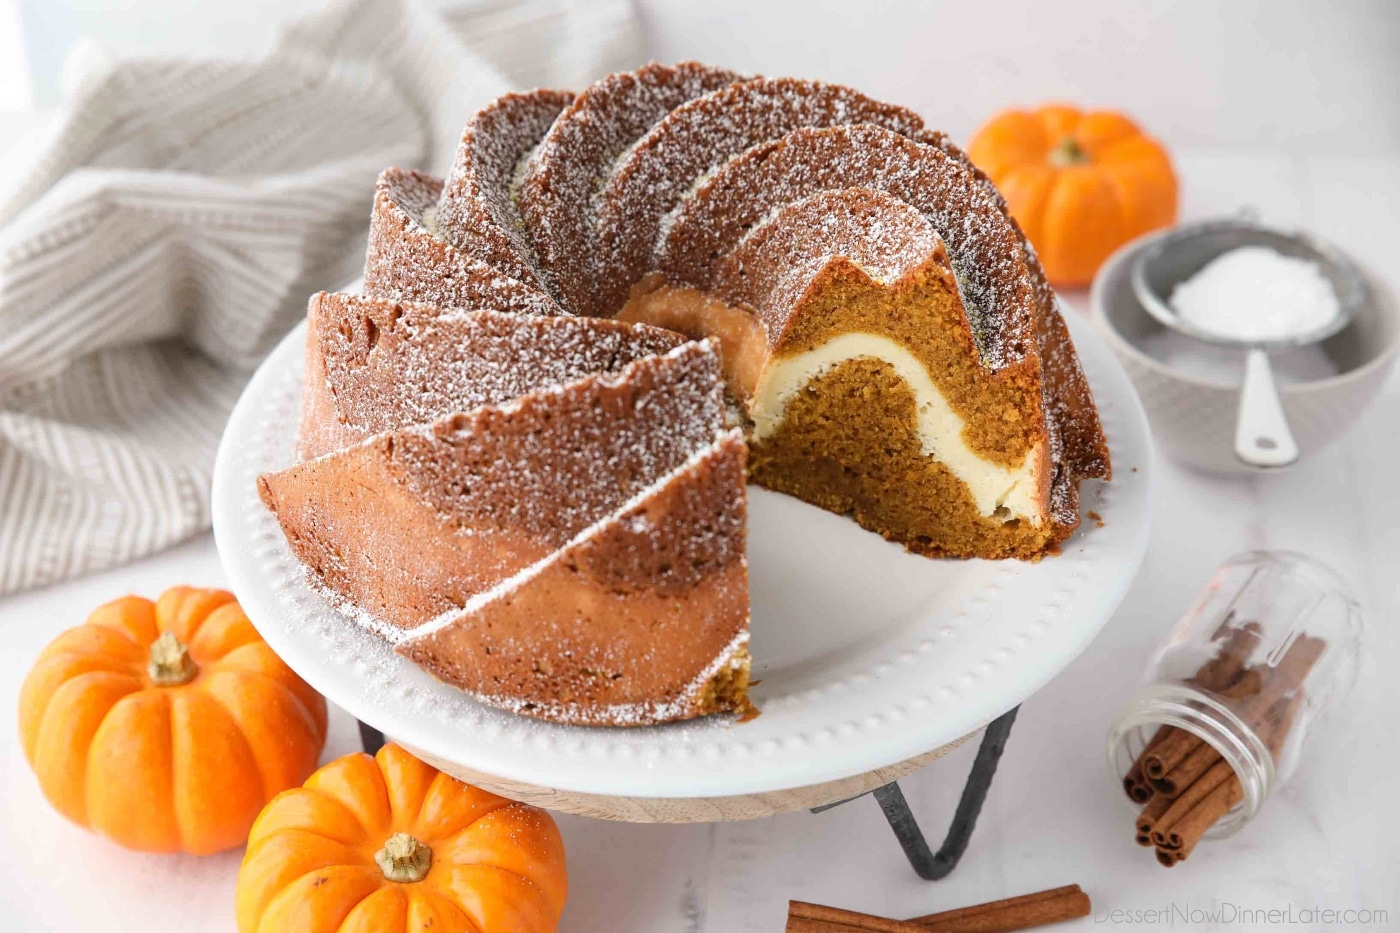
{"left": 1090, "top": 227, "right": 1400, "bottom": 474}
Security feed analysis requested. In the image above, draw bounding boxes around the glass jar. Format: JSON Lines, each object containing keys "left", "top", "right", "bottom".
{"left": 1106, "top": 550, "right": 1362, "bottom": 840}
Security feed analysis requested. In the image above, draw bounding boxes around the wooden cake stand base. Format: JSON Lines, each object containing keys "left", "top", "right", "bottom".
{"left": 402, "top": 734, "right": 973, "bottom": 823}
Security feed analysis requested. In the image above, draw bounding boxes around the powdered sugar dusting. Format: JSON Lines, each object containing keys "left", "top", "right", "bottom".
{"left": 379, "top": 341, "right": 725, "bottom": 543}
{"left": 404, "top": 431, "right": 741, "bottom": 643}
{"left": 364, "top": 167, "right": 563, "bottom": 316}
{"left": 435, "top": 90, "right": 573, "bottom": 289}
{"left": 400, "top": 430, "right": 750, "bottom": 726}
{"left": 594, "top": 76, "right": 931, "bottom": 315}
{"left": 921, "top": 131, "right": 1111, "bottom": 493}
{"left": 464, "top": 629, "right": 751, "bottom": 727}
{"left": 658, "top": 124, "right": 1037, "bottom": 369}
{"left": 307, "top": 291, "right": 685, "bottom": 455}
{"left": 274, "top": 63, "right": 1115, "bottom": 728}
{"left": 713, "top": 187, "right": 948, "bottom": 343}
{"left": 517, "top": 62, "right": 743, "bottom": 316}
{"left": 263, "top": 340, "right": 731, "bottom": 632}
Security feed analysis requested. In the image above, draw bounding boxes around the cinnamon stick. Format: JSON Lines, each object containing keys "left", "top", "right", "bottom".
{"left": 1235, "top": 635, "right": 1325, "bottom": 725}
{"left": 787, "top": 886, "right": 1092, "bottom": 933}
{"left": 1125, "top": 623, "right": 1263, "bottom": 796}
{"left": 1264, "top": 694, "right": 1303, "bottom": 759}
{"left": 1149, "top": 692, "right": 1305, "bottom": 860}
{"left": 1141, "top": 729, "right": 1199, "bottom": 780}
{"left": 1164, "top": 775, "right": 1243, "bottom": 862}
{"left": 1149, "top": 759, "right": 1235, "bottom": 847}
{"left": 1195, "top": 621, "right": 1262, "bottom": 691}
{"left": 1123, "top": 764, "right": 1155, "bottom": 803}
{"left": 1135, "top": 792, "right": 1172, "bottom": 839}
{"left": 788, "top": 902, "right": 924, "bottom": 932}
{"left": 1143, "top": 669, "right": 1262, "bottom": 783}
{"left": 1151, "top": 737, "right": 1222, "bottom": 797}
{"left": 909, "top": 884, "right": 1090, "bottom": 932}
{"left": 1122, "top": 726, "right": 1168, "bottom": 802}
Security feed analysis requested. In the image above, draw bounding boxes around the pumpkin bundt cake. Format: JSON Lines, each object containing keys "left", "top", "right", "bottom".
{"left": 260, "top": 62, "right": 1109, "bottom": 726}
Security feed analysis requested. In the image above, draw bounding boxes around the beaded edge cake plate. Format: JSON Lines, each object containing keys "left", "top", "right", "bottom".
{"left": 212, "top": 310, "right": 1152, "bottom": 801}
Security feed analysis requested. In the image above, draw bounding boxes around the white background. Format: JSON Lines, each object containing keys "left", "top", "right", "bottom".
{"left": 7, "top": 0, "right": 1400, "bottom": 153}
{"left": 1, "top": 2, "right": 1398, "bottom": 931}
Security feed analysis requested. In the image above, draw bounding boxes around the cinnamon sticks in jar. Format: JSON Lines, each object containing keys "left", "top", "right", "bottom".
{"left": 1125, "top": 618, "right": 1324, "bottom": 867}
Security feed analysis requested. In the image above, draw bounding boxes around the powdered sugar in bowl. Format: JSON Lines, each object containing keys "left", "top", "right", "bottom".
{"left": 1130, "top": 219, "right": 1367, "bottom": 469}
{"left": 1168, "top": 246, "right": 1343, "bottom": 343}
{"left": 1092, "top": 223, "right": 1400, "bottom": 474}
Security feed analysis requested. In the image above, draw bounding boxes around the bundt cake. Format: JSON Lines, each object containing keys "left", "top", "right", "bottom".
{"left": 260, "top": 62, "right": 1110, "bottom": 726}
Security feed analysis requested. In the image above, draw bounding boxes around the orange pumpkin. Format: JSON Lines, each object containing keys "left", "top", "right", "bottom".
{"left": 19, "top": 587, "right": 327, "bottom": 854}
{"left": 968, "top": 105, "right": 1178, "bottom": 287}
{"left": 236, "top": 743, "right": 568, "bottom": 933}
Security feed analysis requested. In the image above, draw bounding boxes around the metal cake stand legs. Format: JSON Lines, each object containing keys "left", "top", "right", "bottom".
{"left": 811, "top": 705, "right": 1020, "bottom": 880}
{"left": 359, "top": 720, "right": 386, "bottom": 755}
{"left": 355, "top": 705, "right": 1019, "bottom": 881}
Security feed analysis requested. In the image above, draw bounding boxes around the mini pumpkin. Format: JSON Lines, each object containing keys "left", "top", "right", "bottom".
{"left": 19, "top": 587, "right": 327, "bottom": 854}
{"left": 968, "top": 104, "right": 1178, "bottom": 287}
{"left": 236, "top": 743, "right": 568, "bottom": 933}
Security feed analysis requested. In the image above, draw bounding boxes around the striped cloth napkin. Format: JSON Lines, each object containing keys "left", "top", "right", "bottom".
{"left": 0, "top": 0, "right": 643, "bottom": 594}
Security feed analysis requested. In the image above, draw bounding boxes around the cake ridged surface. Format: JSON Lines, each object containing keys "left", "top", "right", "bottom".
{"left": 594, "top": 77, "right": 931, "bottom": 315}
{"left": 518, "top": 62, "right": 742, "bottom": 317}
{"left": 399, "top": 430, "right": 750, "bottom": 726}
{"left": 261, "top": 341, "right": 727, "bottom": 631}
{"left": 712, "top": 187, "right": 945, "bottom": 344}
{"left": 657, "top": 124, "right": 1036, "bottom": 370}
{"left": 435, "top": 90, "right": 574, "bottom": 289}
{"left": 364, "top": 167, "right": 560, "bottom": 315}
{"left": 299, "top": 291, "right": 686, "bottom": 460}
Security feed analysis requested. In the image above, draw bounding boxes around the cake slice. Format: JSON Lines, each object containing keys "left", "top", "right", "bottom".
{"left": 259, "top": 342, "right": 727, "bottom": 630}
{"left": 298, "top": 291, "right": 684, "bottom": 459}
{"left": 398, "top": 430, "right": 751, "bottom": 726}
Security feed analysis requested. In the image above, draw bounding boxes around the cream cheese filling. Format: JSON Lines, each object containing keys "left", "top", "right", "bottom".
{"left": 749, "top": 333, "right": 1043, "bottom": 523}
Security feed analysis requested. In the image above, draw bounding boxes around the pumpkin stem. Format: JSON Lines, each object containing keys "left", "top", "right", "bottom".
{"left": 375, "top": 832, "right": 432, "bottom": 883}
{"left": 147, "top": 632, "right": 198, "bottom": 686}
{"left": 1049, "top": 136, "right": 1088, "bottom": 167}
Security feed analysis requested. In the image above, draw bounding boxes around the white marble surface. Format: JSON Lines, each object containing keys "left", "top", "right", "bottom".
{"left": 1, "top": 150, "right": 1397, "bottom": 931}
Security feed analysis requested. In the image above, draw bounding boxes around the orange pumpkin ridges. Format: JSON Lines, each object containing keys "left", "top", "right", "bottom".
{"left": 18, "top": 587, "right": 328, "bottom": 855}
{"left": 236, "top": 743, "right": 569, "bottom": 933}
{"left": 967, "top": 105, "right": 1178, "bottom": 288}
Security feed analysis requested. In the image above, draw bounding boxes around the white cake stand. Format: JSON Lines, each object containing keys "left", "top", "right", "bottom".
{"left": 211, "top": 310, "right": 1152, "bottom": 822}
